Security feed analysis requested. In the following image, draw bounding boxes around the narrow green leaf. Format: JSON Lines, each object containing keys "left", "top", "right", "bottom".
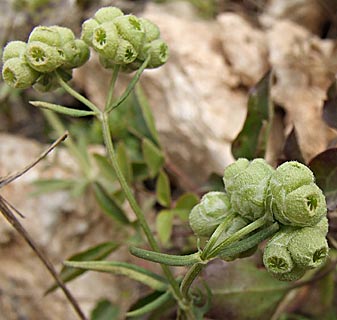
{"left": 46, "top": 242, "right": 118, "bottom": 294}
{"left": 63, "top": 260, "right": 168, "bottom": 291}
{"left": 156, "top": 210, "right": 174, "bottom": 245}
{"left": 129, "top": 247, "right": 201, "bottom": 266}
{"left": 126, "top": 291, "right": 172, "bottom": 317}
{"left": 142, "top": 138, "right": 164, "bottom": 178}
{"left": 156, "top": 170, "right": 171, "bottom": 207}
{"left": 93, "top": 183, "right": 129, "bottom": 224}
{"left": 91, "top": 299, "right": 119, "bottom": 320}
{"left": 30, "top": 101, "right": 97, "bottom": 117}
{"left": 32, "top": 179, "right": 76, "bottom": 195}
{"left": 116, "top": 142, "right": 133, "bottom": 184}
{"left": 135, "top": 84, "right": 160, "bottom": 145}
{"left": 232, "top": 72, "right": 273, "bottom": 159}
{"left": 93, "top": 154, "right": 117, "bottom": 182}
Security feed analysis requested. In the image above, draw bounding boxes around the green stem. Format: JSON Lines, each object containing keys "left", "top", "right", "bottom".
{"left": 104, "top": 65, "right": 120, "bottom": 112}
{"left": 55, "top": 71, "right": 101, "bottom": 114}
{"left": 201, "top": 211, "right": 236, "bottom": 260}
{"left": 100, "top": 112, "right": 183, "bottom": 302}
{"left": 106, "top": 56, "right": 150, "bottom": 113}
{"left": 180, "top": 263, "right": 204, "bottom": 301}
{"left": 207, "top": 217, "right": 267, "bottom": 259}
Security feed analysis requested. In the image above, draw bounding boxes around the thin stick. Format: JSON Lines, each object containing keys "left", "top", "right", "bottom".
{"left": 0, "top": 196, "right": 87, "bottom": 320}
{"left": 0, "top": 132, "right": 68, "bottom": 188}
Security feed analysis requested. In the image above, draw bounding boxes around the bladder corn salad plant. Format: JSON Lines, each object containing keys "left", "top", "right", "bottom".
{"left": 1, "top": 5, "right": 333, "bottom": 320}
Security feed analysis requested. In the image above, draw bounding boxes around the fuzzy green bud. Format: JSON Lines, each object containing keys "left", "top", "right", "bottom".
{"left": 28, "top": 26, "right": 62, "bottom": 47}
{"left": 25, "top": 41, "right": 63, "bottom": 73}
{"left": 62, "top": 39, "right": 90, "bottom": 69}
{"left": 269, "top": 265, "right": 306, "bottom": 282}
{"left": 112, "top": 39, "right": 137, "bottom": 65}
{"left": 268, "top": 161, "right": 326, "bottom": 227}
{"left": 223, "top": 158, "right": 274, "bottom": 221}
{"left": 81, "top": 18, "right": 100, "bottom": 45}
{"left": 144, "top": 39, "right": 169, "bottom": 68}
{"left": 189, "top": 192, "right": 231, "bottom": 238}
{"left": 2, "top": 57, "right": 39, "bottom": 89}
{"left": 2, "top": 41, "right": 27, "bottom": 62}
{"left": 92, "top": 22, "right": 119, "bottom": 59}
{"left": 94, "top": 6, "right": 123, "bottom": 24}
{"left": 263, "top": 228, "right": 295, "bottom": 275}
{"left": 288, "top": 227, "right": 329, "bottom": 269}
{"left": 50, "top": 26, "right": 75, "bottom": 46}
{"left": 139, "top": 18, "right": 160, "bottom": 42}
{"left": 113, "top": 15, "right": 145, "bottom": 52}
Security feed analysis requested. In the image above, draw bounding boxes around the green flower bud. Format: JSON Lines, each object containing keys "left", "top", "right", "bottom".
{"left": 62, "top": 39, "right": 90, "bottom": 69}
{"left": 94, "top": 6, "right": 123, "bottom": 24}
{"left": 113, "top": 15, "right": 145, "bottom": 52}
{"left": 2, "top": 57, "right": 39, "bottom": 89}
{"left": 28, "top": 26, "right": 62, "bottom": 47}
{"left": 139, "top": 18, "right": 160, "bottom": 42}
{"left": 288, "top": 227, "right": 329, "bottom": 269}
{"left": 189, "top": 192, "right": 231, "bottom": 238}
{"left": 223, "top": 158, "right": 249, "bottom": 182}
{"left": 33, "top": 68, "right": 72, "bottom": 92}
{"left": 81, "top": 18, "right": 100, "bottom": 45}
{"left": 25, "top": 41, "right": 63, "bottom": 73}
{"left": 112, "top": 39, "right": 137, "bottom": 65}
{"left": 223, "top": 158, "right": 274, "bottom": 221}
{"left": 92, "top": 22, "right": 119, "bottom": 59}
{"left": 120, "top": 58, "right": 143, "bottom": 73}
{"left": 50, "top": 26, "right": 75, "bottom": 45}
{"left": 145, "top": 39, "right": 169, "bottom": 69}
{"left": 263, "top": 228, "right": 295, "bottom": 275}
{"left": 2, "top": 41, "right": 27, "bottom": 62}
{"left": 269, "top": 265, "right": 306, "bottom": 282}
{"left": 268, "top": 161, "right": 326, "bottom": 227}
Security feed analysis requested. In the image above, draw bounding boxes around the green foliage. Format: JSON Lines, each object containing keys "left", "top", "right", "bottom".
{"left": 90, "top": 300, "right": 120, "bottom": 320}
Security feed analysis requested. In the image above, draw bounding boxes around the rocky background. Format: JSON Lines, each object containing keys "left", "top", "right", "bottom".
{"left": 1, "top": 0, "right": 337, "bottom": 319}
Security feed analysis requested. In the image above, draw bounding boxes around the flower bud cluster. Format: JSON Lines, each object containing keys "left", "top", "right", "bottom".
{"left": 189, "top": 159, "right": 329, "bottom": 281}
{"left": 81, "top": 6, "right": 169, "bottom": 71}
{"left": 2, "top": 26, "right": 90, "bottom": 90}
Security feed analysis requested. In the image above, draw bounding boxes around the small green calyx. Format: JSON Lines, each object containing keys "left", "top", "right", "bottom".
{"left": 223, "top": 158, "right": 274, "bottom": 221}
{"left": 2, "top": 41, "right": 27, "bottom": 62}
{"left": 189, "top": 191, "right": 231, "bottom": 238}
{"left": 2, "top": 57, "right": 39, "bottom": 89}
{"left": 268, "top": 161, "right": 326, "bottom": 227}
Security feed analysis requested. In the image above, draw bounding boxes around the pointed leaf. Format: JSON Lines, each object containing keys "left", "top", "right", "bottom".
{"left": 116, "top": 142, "right": 133, "bottom": 184}
{"left": 32, "top": 179, "right": 77, "bottom": 195}
{"left": 232, "top": 72, "right": 273, "bottom": 160}
{"left": 93, "top": 154, "right": 117, "bottom": 182}
{"left": 142, "top": 138, "right": 164, "bottom": 178}
{"left": 46, "top": 242, "right": 119, "bottom": 294}
{"left": 323, "top": 79, "right": 337, "bottom": 129}
{"left": 309, "top": 148, "right": 337, "bottom": 211}
{"left": 129, "top": 247, "right": 201, "bottom": 266}
{"left": 126, "top": 291, "right": 172, "bottom": 317}
{"left": 156, "top": 210, "right": 174, "bottom": 245}
{"left": 202, "top": 259, "right": 290, "bottom": 320}
{"left": 91, "top": 299, "right": 119, "bottom": 320}
{"left": 93, "top": 183, "right": 129, "bottom": 224}
{"left": 135, "top": 84, "right": 160, "bottom": 145}
{"left": 283, "top": 127, "right": 305, "bottom": 163}
{"left": 156, "top": 170, "right": 171, "bottom": 207}
{"left": 30, "top": 101, "right": 97, "bottom": 117}
{"left": 63, "top": 260, "right": 168, "bottom": 291}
